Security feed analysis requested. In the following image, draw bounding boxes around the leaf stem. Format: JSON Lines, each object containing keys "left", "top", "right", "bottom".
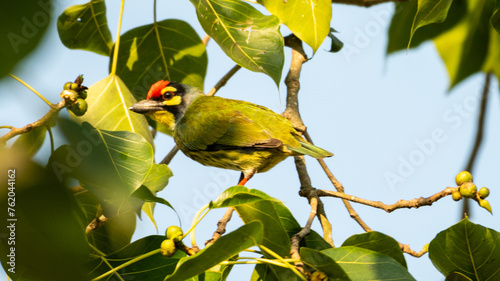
{"left": 259, "top": 245, "right": 307, "bottom": 281}
{"left": 9, "top": 74, "right": 52, "bottom": 106}
{"left": 91, "top": 249, "right": 161, "bottom": 281}
{"left": 184, "top": 203, "right": 210, "bottom": 248}
{"left": 46, "top": 125, "right": 55, "bottom": 154}
{"left": 110, "top": 0, "right": 126, "bottom": 75}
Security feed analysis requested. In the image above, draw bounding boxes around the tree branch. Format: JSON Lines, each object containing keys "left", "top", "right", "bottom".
{"left": 86, "top": 215, "right": 109, "bottom": 235}
{"left": 0, "top": 100, "right": 66, "bottom": 145}
{"left": 205, "top": 207, "right": 234, "bottom": 246}
{"left": 462, "top": 72, "right": 491, "bottom": 217}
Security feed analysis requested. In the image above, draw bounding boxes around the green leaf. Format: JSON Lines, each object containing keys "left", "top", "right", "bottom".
{"left": 165, "top": 221, "right": 263, "bottom": 281}
{"left": 327, "top": 28, "right": 344, "bottom": 53}
{"left": 0, "top": 147, "right": 89, "bottom": 281}
{"left": 257, "top": 0, "right": 332, "bottom": 52}
{"left": 114, "top": 19, "right": 207, "bottom": 101}
{"left": 48, "top": 119, "right": 154, "bottom": 215}
{"left": 342, "top": 231, "right": 407, "bottom": 268}
{"left": 387, "top": 0, "right": 466, "bottom": 54}
{"left": 491, "top": 0, "right": 500, "bottom": 34}
{"left": 190, "top": 0, "right": 284, "bottom": 86}
{"left": 322, "top": 246, "right": 416, "bottom": 281}
{"left": 0, "top": 0, "right": 51, "bottom": 78}
{"left": 75, "top": 189, "right": 137, "bottom": 254}
{"left": 428, "top": 218, "right": 500, "bottom": 280}
{"left": 408, "top": 0, "right": 454, "bottom": 47}
{"left": 445, "top": 271, "right": 474, "bottom": 281}
{"left": 57, "top": 0, "right": 113, "bottom": 56}
{"left": 137, "top": 163, "right": 175, "bottom": 229}
{"left": 74, "top": 74, "right": 154, "bottom": 146}
{"left": 434, "top": 0, "right": 494, "bottom": 89}
{"left": 251, "top": 264, "right": 280, "bottom": 281}
{"left": 300, "top": 248, "right": 349, "bottom": 280}
{"left": 210, "top": 185, "right": 277, "bottom": 208}
{"left": 10, "top": 125, "right": 47, "bottom": 158}
{"left": 88, "top": 235, "right": 186, "bottom": 279}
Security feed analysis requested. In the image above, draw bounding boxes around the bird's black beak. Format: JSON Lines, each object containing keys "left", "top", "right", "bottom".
{"left": 129, "top": 99, "right": 165, "bottom": 114}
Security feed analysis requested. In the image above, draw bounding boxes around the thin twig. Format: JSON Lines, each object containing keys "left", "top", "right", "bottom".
{"left": 462, "top": 72, "right": 491, "bottom": 217}
{"left": 159, "top": 65, "right": 242, "bottom": 165}
{"left": 0, "top": 100, "right": 66, "bottom": 145}
{"left": 205, "top": 207, "right": 234, "bottom": 246}
{"left": 317, "top": 187, "right": 457, "bottom": 212}
{"left": 400, "top": 243, "right": 428, "bottom": 257}
{"left": 86, "top": 215, "right": 109, "bottom": 235}
{"left": 202, "top": 34, "right": 211, "bottom": 46}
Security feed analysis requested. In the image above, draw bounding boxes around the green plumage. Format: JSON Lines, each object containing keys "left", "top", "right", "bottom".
{"left": 129, "top": 81, "right": 333, "bottom": 182}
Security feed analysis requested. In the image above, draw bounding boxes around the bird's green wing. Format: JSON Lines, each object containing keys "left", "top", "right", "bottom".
{"left": 175, "top": 96, "right": 289, "bottom": 151}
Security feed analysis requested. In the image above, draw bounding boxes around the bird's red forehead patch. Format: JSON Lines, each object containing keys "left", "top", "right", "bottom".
{"left": 147, "top": 80, "right": 170, "bottom": 100}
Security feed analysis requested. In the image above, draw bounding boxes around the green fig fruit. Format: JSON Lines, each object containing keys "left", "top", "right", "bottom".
{"left": 452, "top": 191, "right": 462, "bottom": 201}
{"left": 160, "top": 239, "right": 177, "bottom": 257}
{"left": 166, "top": 225, "right": 183, "bottom": 241}
{"left": 478, "top": 187, "right": 490, "bottom": 199}
{"left": 78, "top": 90, "right": 88, "bottom": 100}
{"left": 69, "top": 98, "right": 88, "bottom": 116}
{"left": 459, "top": 182, "right": 477, "bottom": 198}
{"left": 63, "top": 82, "right": 73, "bottom": 90}
{"left": 311, "top": 271, "right": 328, "bottom": 281}
{"left": 455, "top": 171, "right": 473, "bottom": 186}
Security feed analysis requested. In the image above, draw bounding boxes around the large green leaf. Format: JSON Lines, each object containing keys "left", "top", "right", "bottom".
{"left": 0, "top": 0, "right": 51, "bottom": 78}
{"left": 75, "top": 190, "right": 137, "bottom": 254}
{"left": 57, "top": 0, "right": 113, "bottom": 56}
{"left": 0, "top": 147, "right": 89, "bottom": 281}
{"left": 300, "top": 248, "right": 348, "bottom": 280}
{"left": 190, "top": 0, "right": 284, "bottom": 86}
{"left": 49, "top": 119, "right": 154, "bottom": 215}
{"left": 387, "top": 0, "right": 466, "bottom": 53}
{"left": 74, "top": 74, "right": 153, "bottom": 146}
{"left": 114, "top": 19, "right": 207, "bottom": 101}
{"left": 165, "top": 221, "right": 263, "bottom": 281}
{"left": 434, "top": 0, "right": 494, "bottom": 89}
{"left": 10, "top": 125, "right": 47, "bottom": 158}
{"left": 322, "top": 246, "right": 416, "bottom": 280}
{"left": 342, "top": 231, "right": 407, "bottom": 268}
{"left": 408, "top": 0, "right": 454, "bottom": 47}
{"left": 257, "top": 0, "right": 332, "bottom": 52}
{"left": 429, "top": 218, "right": 500, "bottom": 280}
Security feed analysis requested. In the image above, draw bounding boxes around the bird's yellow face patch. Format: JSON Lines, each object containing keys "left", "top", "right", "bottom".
{"left": 160, "top": 86, "right": 182, "bottom": 106}
{"left": 162, "top": 95, "right": 182, "bottom": 106}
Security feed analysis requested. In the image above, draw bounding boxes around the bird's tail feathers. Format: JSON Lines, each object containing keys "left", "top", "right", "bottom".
{"left": 290, "top": 141, "right": 333, "bottom": 159}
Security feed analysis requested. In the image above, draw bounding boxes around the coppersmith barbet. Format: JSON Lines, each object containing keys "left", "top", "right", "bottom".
{"left": 129, "top": 80, "right": 333, "bottom": 186}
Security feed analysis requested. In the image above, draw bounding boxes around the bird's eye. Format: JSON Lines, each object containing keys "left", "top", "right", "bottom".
{"left": 162, "top": 91, "right": 174, "bottom": 100}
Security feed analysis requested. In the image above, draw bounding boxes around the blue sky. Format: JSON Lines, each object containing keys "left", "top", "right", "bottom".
{"left": 1, "top": 0, "right": 500, "bottom": 280}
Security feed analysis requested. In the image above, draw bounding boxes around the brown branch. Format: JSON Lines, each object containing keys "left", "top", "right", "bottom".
{"left": 0, "top": 100, "right": 66, "bottom": 145}
{"left": 331, "top": 0, "right": 408, "bottom": 7}
{"left": 400, "top": 243, "right": 428, "bottom": 257}
{"left": 159, "top": 65, "right": 242, "bottom": 165}
{"left": 462, "top": 72, "right": 491, "bottom": 217}
{"left": 86, "top": 215, "right": 109, "bottom": 235}
{"left": 303, "top": 131, "right": 373, "bottom": 231}
{"left": 317, "top": 187, "right": 457, "bottom": 212}
{"left": 205, "top": 207, "right": 234, "bottom": 246}
{"left": 202, "top": 34, "right": 211, "bottom": 46}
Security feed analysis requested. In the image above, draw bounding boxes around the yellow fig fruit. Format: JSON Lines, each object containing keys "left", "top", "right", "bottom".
{"left": 455, "top": 171, "right": 473, "bottom": 186}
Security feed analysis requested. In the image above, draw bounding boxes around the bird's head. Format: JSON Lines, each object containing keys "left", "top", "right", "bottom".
{"left": 129, "top": 80, "right": 203, "bottom": 129}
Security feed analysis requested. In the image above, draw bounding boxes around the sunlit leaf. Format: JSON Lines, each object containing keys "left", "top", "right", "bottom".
{"left": 342, "top": 231, "right": 407, "bottom": 268}
{"left": 257, "top": 0, "right": 332, "bottom": 52}
{"left": 57, "top": 0, "right": 113, "bottom": 56}
{"left": 429, "top": 218, "right": 500, "bottom": 280}
{"left": 434, "top": 0, "right": 494, "bottom": 89}
{"left": 409, "top": 0, "right": 454, "bottom": 47}
{"left": 48, "top": 119, "right": 154, "bottom": 215}
{"left": 190, "top": 0, "right": 284, "bottom": 86}
{"left": 322, "top": 246, "right": 416, "bottom": 280}
{"left": 165, "top": 222, "right": 263, "bottom": 281}
{"left": 491, "top": 0, "right": 500, "bottom": 34}
{"left": 0, "top": 0, "right": 51, "bottom": 78}
{"left": 10, "top": 125, "right": 47, "bottom": 158}
{"left": 74, "top": 74, "right": 153, "bottom": 146}
{"left": 114, "top": 19, "right": 207, "bottom": 101}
